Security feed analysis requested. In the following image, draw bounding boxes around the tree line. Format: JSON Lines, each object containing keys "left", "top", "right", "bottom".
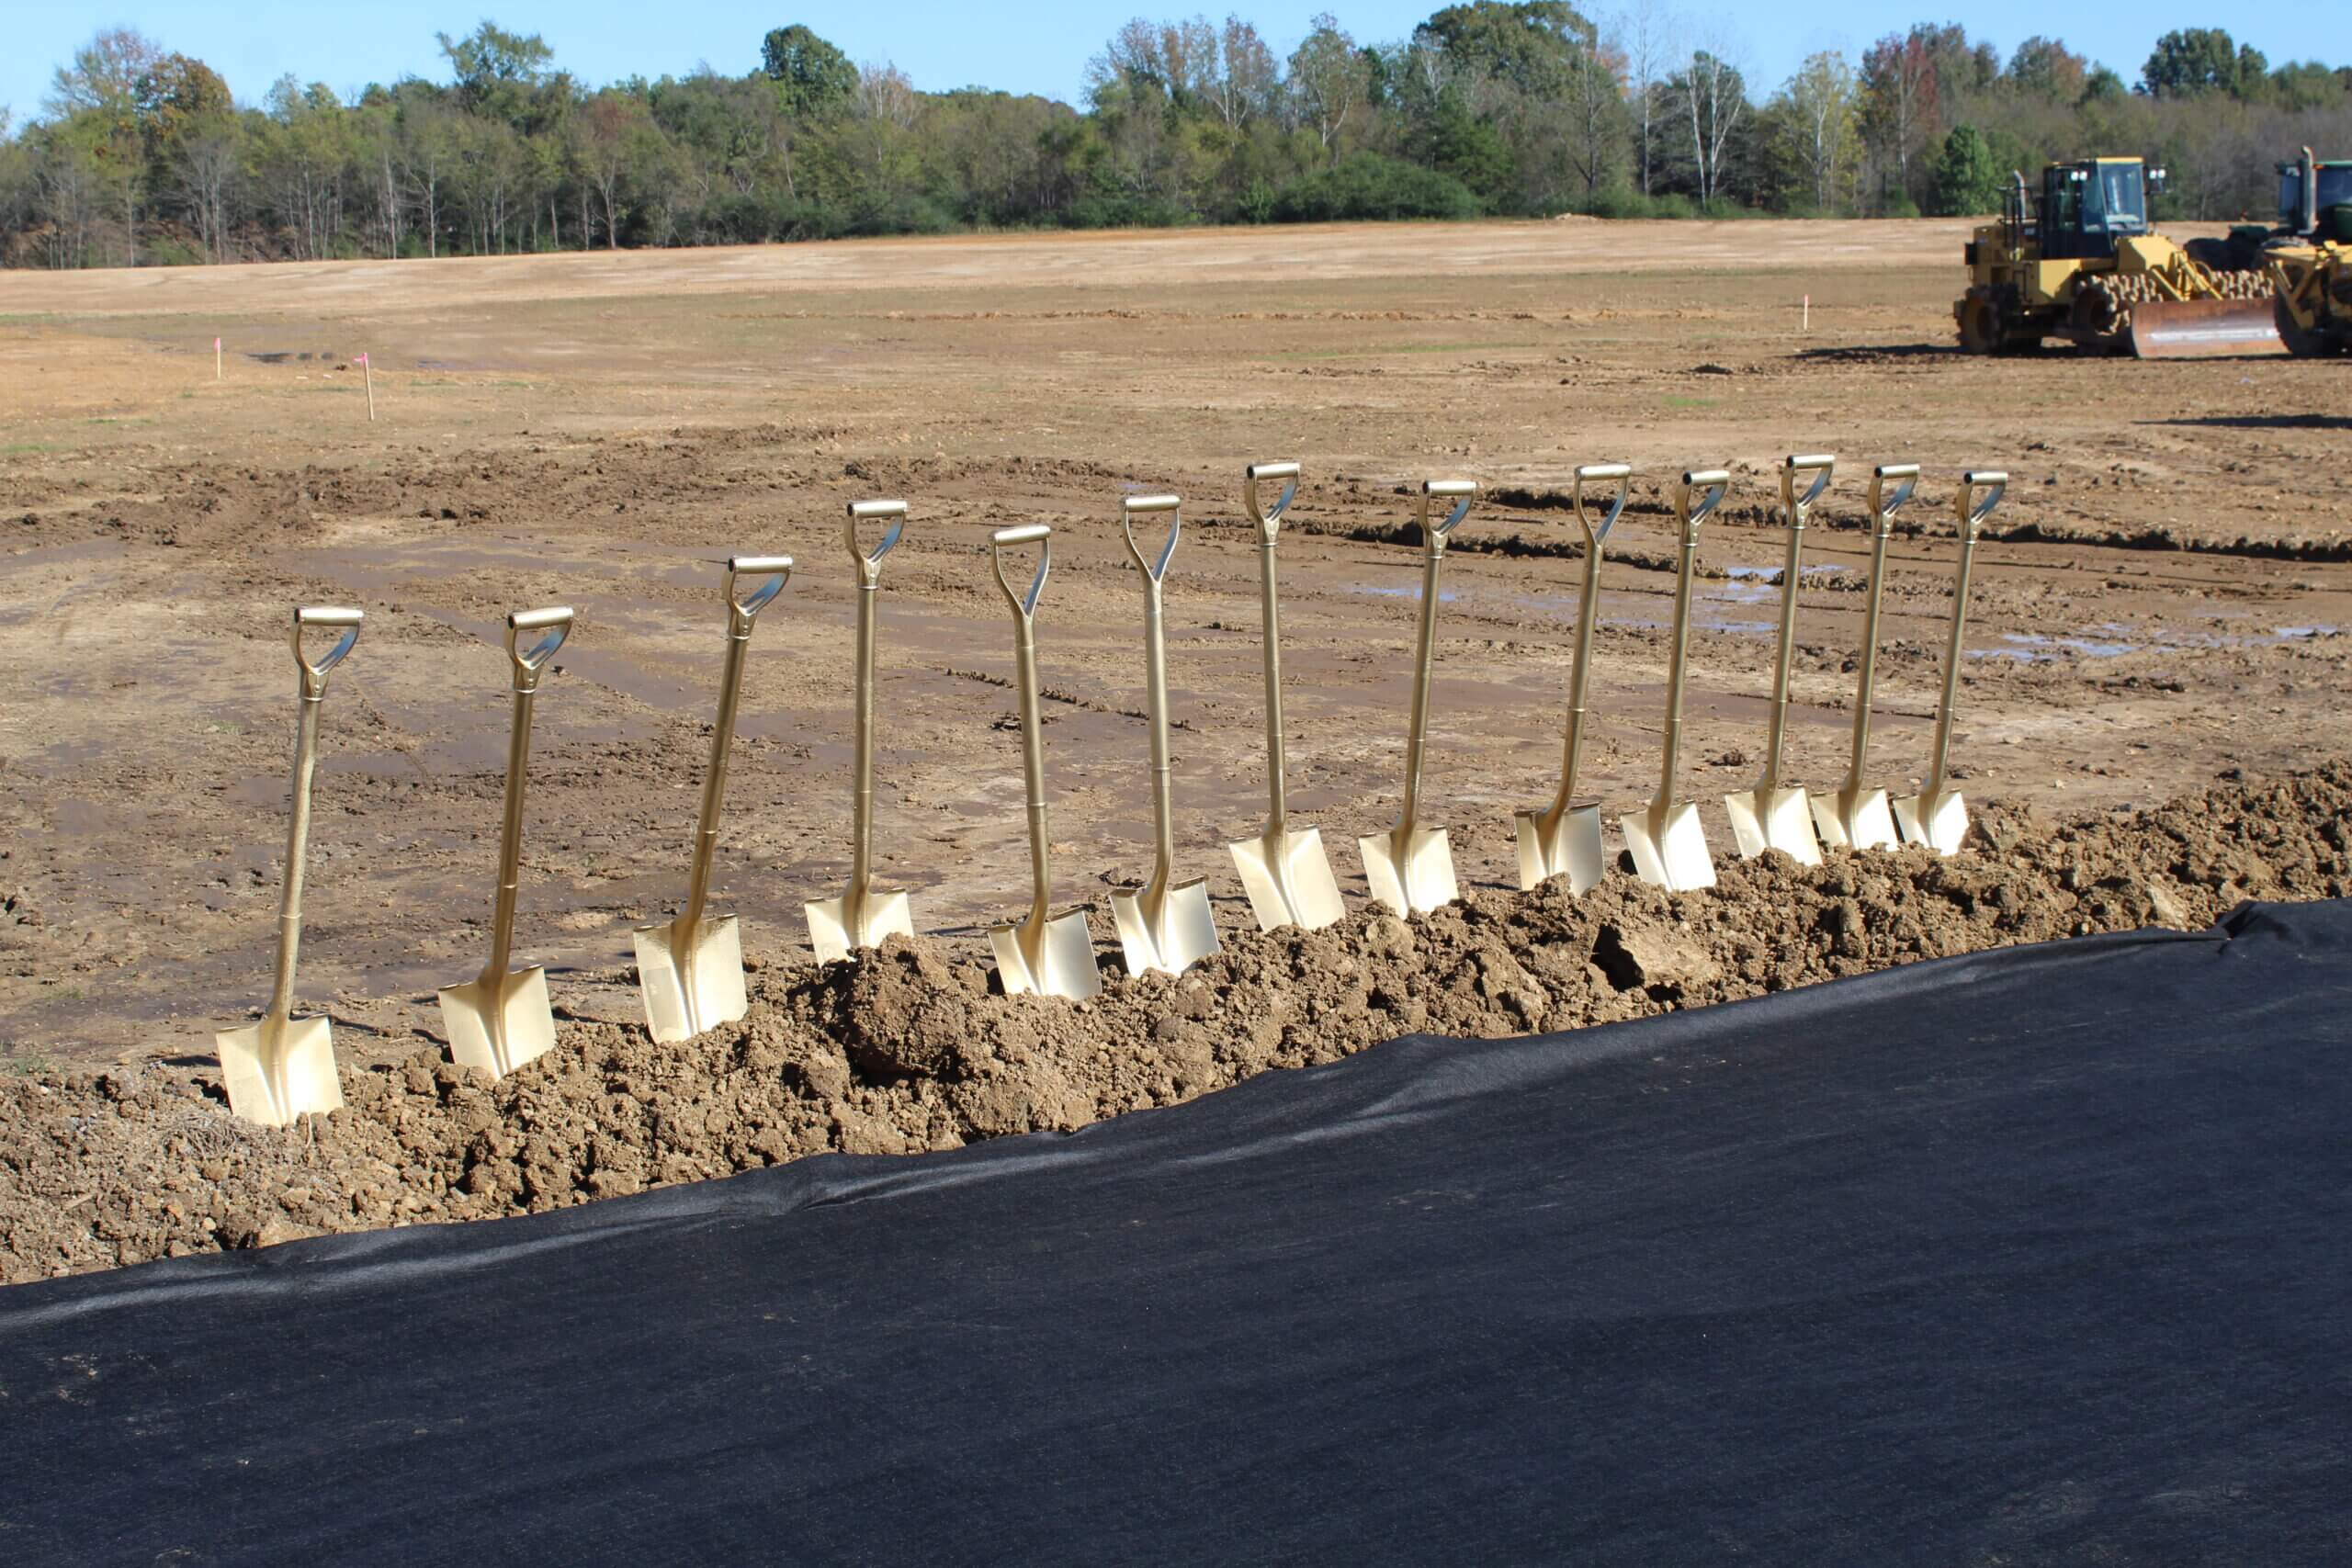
{"left": 2, "top": 11, "right": 2347, "bottom": 268}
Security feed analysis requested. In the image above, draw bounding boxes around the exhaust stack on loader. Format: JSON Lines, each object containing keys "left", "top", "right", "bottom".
{"left": 1813, "top": 465, "right": 1917, "bottom": 852}
{"left": 439, "top": 607, "right": 573, "bottom": 1080}
{"left": 1513, "top": 462, "right": 1630, "bottom": 893}
{"left": 986, "top": 525, "right": 1100, "bottom": 1000}
{"left": 1110, "top": 493, "right": 1219, "bottom": 977}
{"left": 217, "top": 606, "right": 363, "bottom": 1128}
{"left": 1725, "top": 454, "right": 1835, "bottom": 866}
{"left": 807, "top": 501, "right": 919, "bottom": 963}
{"left": 1623, "top": 471, "right": 1729, "bottom": 892}
{"left": 1895, "top": 473, "right": 2007, "bottom": 856}
{"left": 635, "top": 558, "right": 792, "bottom": 1043}
{"left": 1227, "top": 462, "right": 1345, "bottom": 934}
{"left": 1359, "top": 479, "right": 1477, "bottom": 918}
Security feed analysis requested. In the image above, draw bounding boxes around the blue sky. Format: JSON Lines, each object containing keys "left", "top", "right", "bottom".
{"left": 3, "top": 4, "right": 2341, "bottom": 126}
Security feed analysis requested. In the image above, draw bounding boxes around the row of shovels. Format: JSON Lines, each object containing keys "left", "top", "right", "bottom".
{"left": 216, "top": 461, "right": 2006, "bottom": 1126}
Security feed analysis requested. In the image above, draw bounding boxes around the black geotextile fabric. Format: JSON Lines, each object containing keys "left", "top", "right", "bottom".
{"left": 5, "top": 905, "right": 2351, "bottom": 1565}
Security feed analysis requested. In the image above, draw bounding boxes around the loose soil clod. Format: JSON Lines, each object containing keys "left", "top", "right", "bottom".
{"left": 4, "top": 762, "right": 2345, "bottom": 1284}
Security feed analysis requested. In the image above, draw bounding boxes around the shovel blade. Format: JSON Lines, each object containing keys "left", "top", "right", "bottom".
{"left": 438, "top": 965, "right": 557, "bottom": 1080}
{"left": 1894, "top": 788, "right": 1970, "bottom": 858}
{"left": 1111, "top": 878, "right": 1221, "bottom": 976}
{"left": 1513, "top": 803, "right": 1606, "bottom": 894}
{"left": 989, "top": 908, "right": 1101, "bottom": 999}
{"left": 804, "top": 889, "right": 915, "bottom": 967}
{"left": 1622, "top": 801, "right": 1716, "bottom": 892}
{"left": 1228, "top": 826, "right": 1345, "bottom": 933}
{"left": 633, "top": 913, "right": 748, "bottom": 1044}
{"left": 1358, "top": 826, "right": 1457, "bottom": 918}
{"left": 216, "top": 1014, "right": 343, "bottom": 1128}
{"left": 1725, "top": 784, "right": 1823, "bottom": 866}
{"left": 1812, "top": 785, "right": 1899, "bottom": 852}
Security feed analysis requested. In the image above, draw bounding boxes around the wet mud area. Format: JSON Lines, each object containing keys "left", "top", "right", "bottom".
{"left": 0, "top": 220, "right": 2346, "bottom": 1277}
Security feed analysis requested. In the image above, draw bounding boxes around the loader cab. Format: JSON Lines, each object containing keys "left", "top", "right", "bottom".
{"left": 2038, "top": 160, "right": 2153, "bottom": 260}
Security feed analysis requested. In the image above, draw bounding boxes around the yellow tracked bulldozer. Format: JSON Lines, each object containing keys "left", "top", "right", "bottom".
{"left": 1954, "top": 157, "right": 2280, "bottom": 358}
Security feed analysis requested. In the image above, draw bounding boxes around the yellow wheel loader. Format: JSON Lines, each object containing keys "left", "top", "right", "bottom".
{"left": 2256, "top": 150, "right": 2352, "bottom": 358}
{"left": 1954, "top": 158, "right": 2280, "bottom": 358}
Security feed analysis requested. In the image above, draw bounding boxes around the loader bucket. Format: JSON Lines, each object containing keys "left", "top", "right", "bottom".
{"left": 2129, "top": 299, "right": 2284, "bottom": 358}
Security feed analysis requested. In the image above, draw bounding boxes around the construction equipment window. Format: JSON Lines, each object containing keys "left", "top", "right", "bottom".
{"left": 2094, "top": 165, "right": 2145, "bottom": 231}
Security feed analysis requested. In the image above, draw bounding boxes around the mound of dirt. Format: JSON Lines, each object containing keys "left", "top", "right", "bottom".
{"left": 3, "top": 762, "right": 2346, "bottom": 1284}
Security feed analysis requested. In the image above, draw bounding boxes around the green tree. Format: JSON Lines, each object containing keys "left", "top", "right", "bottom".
{"left": 2142, "top": 29, "right": 2256, "bottom": 97}
{"left": 761, "top": 25, "right": 856, "bottom": 118}
{"left": 1929, "top": 123, "right": 2003, "bottom": 215}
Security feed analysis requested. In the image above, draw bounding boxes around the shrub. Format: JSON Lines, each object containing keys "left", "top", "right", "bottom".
{"left": 1272, "top": 153, "right": 1481, "bottom": 223}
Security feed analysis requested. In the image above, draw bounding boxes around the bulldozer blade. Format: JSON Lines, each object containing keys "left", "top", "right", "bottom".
{"left": 2129, "top": 299, "right": 2284, "bottom": 359}
{"left": 632, "top": 911, "right": 749, "bottom": 1044}
{"left": 1513, "top": 802, "right": 1605, "bottom": 894}
{"left": 1110, "top": 879, "right": 1219, "bottom": 977}
{"left": 1724, "top": 784, "right": 1823, "bottom": 865}
{"left": 216, "top": 1014, "right": 343, "bottom": 1128}
{"left": 1893, "top": 787, "right": 1971, "bottom": 859}
{"left": 1228, "top": 825, "right": 1345, "bottom": 933}
{"left": 1812, "top": 784, "right": 1899, "bottom": 853}
{"left": 1622, "top": 800, "right": 1716, "bottom": 892}
{"left": 989, "top": 909, "right": 1101, "bottom": 1000}
{"left": 1359, "top": 825, "right": 1457, "bottom": 918}
{"left": 804, "top": 889, "right": 914, "bottom": 967}
{"left": 437, "top": 964, "right": 557, "bottom": 1080}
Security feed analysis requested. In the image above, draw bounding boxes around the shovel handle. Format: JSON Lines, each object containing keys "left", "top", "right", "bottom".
{"left": 1571, "top": 464, "right": 1630, "bottom": 547}
{"left": 1677, "top": 469, "right": 1730, "bottom": 544}
{"left": 1867, "top": 463, "right": 1920, "bottom": 533}
{"left": 1923, "top": 472, "right": 2005, "bottom": 799}
{"left": 290, "top": 606, "right": 364, "bottom": 698}
{"left": 1781, "top": 454, "right": 1836, "bottom": 518}
{"left": 1657, "top": 471, "right": 1727, "bottom": 807}
{"left": 504, "top": 606, "right": 573, "bottom": 690}
{"left": 1413, "top": 478, "right": 1476, "bottom": 557}
{"left": 844, "top": 501, "right": 907, "bottom": 585}
{"left": 725, "top": 556, "right": 793, "bottom": 630}
{"left": 1243, "top": 461, "right": 1300, "bottom": 542}
{"left": 1122, "top": 493, "right": 1182, "bottom": 581}
{"left": 1959, "top": 471, "right": 2007, "bottom": 536}
{"left": 991, "top": 525, "right": 1051, "bottom": 619}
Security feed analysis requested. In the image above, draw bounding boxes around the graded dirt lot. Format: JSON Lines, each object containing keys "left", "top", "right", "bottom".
{"left": 1, "top": 218, "right": 2346, "bottom": 1278}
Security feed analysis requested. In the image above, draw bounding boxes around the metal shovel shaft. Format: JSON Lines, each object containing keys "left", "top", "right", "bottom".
{"left": 266, "top": 606, "right": 362, "bottom": 1024}
{"left": 481, "top": 606, "right": 571, "bottom": 987}
{"left": 1844, "top": 466, "right": 1917, "bottom": 795}
{"left": 1397, "top": 546, "right": 1444, "bottom": 835}
{"left": 1012, "top": 595, "right": 1053, "bottom": 935}
{"left": 1924, "top": 474, "right": 2005, "bottom": 798}
{"left": 682, "top": 626, "right": 752, "bottom": 938}
{"left": 1139, "top": 571, "right": 1176, "bottom": 912}
{"left": 1758, "top": 457, "right": 1834, "bottom": 796}
{"left": 1657, "top": 472, "right": 1729, "bottom": 809}
{"left": 1257, "top": 536, "right": 1290, "bottom": 834}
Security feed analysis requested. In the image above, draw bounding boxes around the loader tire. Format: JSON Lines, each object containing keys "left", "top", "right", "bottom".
{"left": 1956, "top": 294, "right": 2005, "bottom": 355}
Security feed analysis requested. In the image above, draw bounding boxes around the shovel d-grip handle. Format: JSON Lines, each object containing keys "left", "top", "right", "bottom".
{"left": 991, "top": 525, "right": 1051, "bottom": 619}
{"left": 1922, "top": 471, "right": 2007, "bottom": 798}
{"left": 1571, "top": 464, "right": 1631, "bottom": 548}
{"left": 1756, "top": 454, "right": 1837, "bottom": 795}
{"left": 1845, "top": 464, "right": 1919, "bottom": 792}
{"left": 504, "top": 605, "right": 573, "bottom": 692}
{"left": 1243, "top": 461, "right": 1301, "bottom": 544}
{"left": 1656, "top": 470, "right": 1729, "bottom": 809}
{"left": 1413, "top": 478, "right": 1476, "bottom": 558}
{"left": 843, "top": 500, "right": 906, "bottom": 588}
{"left": 724, "top": 555, "right": 794, "bottom": 631}
{"left": 291, "top": 605, "right": 364, "bottom": 699}
{"left": 1122, "top": 493, "right": 1182, "bottom": 581}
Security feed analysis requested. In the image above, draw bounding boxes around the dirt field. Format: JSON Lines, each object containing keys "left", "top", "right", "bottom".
{"left": 2, "top": 217, "right": 2346, "bottom": 1278}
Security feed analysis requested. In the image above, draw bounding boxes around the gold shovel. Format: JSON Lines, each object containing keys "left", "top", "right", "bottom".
{"left": 1894, "top": 472, "right": 2007, "bottom": 857}
{"left": 217, "top": 606, "right": 364, "bottom": 1128}
{"left": 1227, "top": 460, "right": 1345, "bottom": 933}
{"left": 1515, "top": 462, "right": 1631, "bottom": 893}
{"left": 1813, "top": 464, "right": 1918, "bottom": 852}
{"left": 1725, "top": 454, "right": 1837, "bottom": 866}
{"left": 1622, "top": 470, "right": 1729, "bottom": 892}
{"left": 438, "top": 606, "right": 573, "bottom": 1079}
{"left": 807, "top": 501, "right": 917, "bottom": 963}
{"left": 636, "top": 557, "right": 793, "bottom": 1041}
{"left": 1110, "top": 493, "right": 1220, "bottom": 977}
{"left": 1359, "top": 478, "right": 1478, "bottom": 919}
{"left": 986, "top": 525, "right": 1101, "bottom": 1000}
